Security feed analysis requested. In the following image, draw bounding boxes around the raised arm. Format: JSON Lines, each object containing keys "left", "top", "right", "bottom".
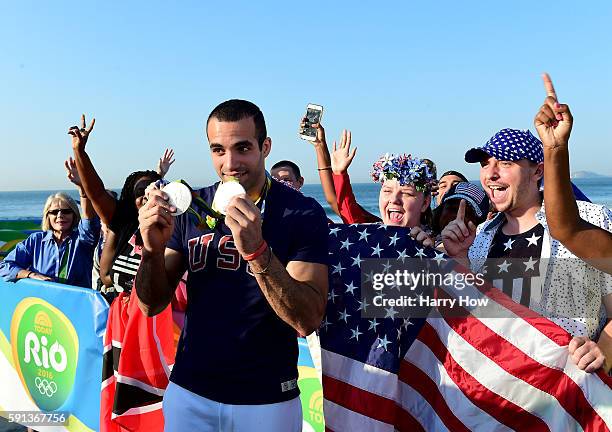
{"left": 535, "top": 74, "right": 612, "bottom": 273}
{"left": 300, "top": 117, "right": 340, "bottom": 216}
{"left": 331, "top": 132, "right": 381, "bottom": 224}
{"left": 68, "top": 115, "right": 117, "bottom": 225}
{"left": 64, "top": 157, "right": 96, "bottom": 220}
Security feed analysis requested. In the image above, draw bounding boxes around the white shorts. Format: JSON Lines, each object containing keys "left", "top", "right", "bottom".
{"left": 163, "top": 381, "right": 302, "bottom": 432}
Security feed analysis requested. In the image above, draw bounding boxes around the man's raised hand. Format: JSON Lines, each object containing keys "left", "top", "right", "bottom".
{"left": 441, "top": 199, "right": 476, "bottom": 258}
{"left": 138, "top": 187, "right": 176, "bottom": 255}
{"left": 68, "top": 114, "right": 96, "bottom": 151}
{"left": 534, "top": 73, "right": 573, "bottom": 149}
{"left": 224, "top": 195, "right": 265, "bottom": 258}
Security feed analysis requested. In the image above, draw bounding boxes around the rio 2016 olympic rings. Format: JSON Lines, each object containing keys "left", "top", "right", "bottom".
{"left": 34, "top": 377, "right": 58, "bottom": 398}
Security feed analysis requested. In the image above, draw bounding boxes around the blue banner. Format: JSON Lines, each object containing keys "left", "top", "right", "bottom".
{"left": 0, "top": 278, "right": 108, "bottom": 431}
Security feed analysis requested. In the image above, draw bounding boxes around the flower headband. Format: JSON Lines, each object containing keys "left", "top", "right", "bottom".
{"left": 370, "top": 153, "right": 436, "bottom": 192}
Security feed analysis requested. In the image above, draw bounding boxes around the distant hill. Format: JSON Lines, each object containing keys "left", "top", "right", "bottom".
{"left": 571, "top": 171, "right": 610, "bottom": 179}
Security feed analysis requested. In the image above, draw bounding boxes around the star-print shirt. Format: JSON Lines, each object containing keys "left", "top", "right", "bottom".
{"left": 468, "top": 200, "right": 612, "bottom": 340}
{"left": 486, "top": 224, "right": 544, "bottom": 308}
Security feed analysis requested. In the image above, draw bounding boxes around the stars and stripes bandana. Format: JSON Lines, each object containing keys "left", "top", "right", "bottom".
{"left": 465, "top": 128, "right": 544, "bottom": 164}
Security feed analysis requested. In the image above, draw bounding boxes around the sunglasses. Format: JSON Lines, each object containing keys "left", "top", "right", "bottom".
{"left": 48, "top": 208, "right": 74, "bottom": 216}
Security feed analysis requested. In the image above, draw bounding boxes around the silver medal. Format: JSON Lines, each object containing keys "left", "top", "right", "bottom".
{"left": 163, "top": 182, "right": 192, "bottom": 216}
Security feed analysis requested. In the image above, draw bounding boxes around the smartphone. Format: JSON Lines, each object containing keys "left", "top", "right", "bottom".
{"left": 299, "top": 103, "right": 323, "bottom": 141}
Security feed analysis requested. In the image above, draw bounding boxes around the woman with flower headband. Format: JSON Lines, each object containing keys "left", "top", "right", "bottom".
{"left": 331, "top": 133, "right": 436, "bottom": 230}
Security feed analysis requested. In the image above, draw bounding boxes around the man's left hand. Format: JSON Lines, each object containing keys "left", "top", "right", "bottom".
{"left": 534, "top": 73, "right": 573, "bottom": 149}
{"left": 225, "top": 195, "right": 265, "bottom": 257}
{"left": 568, "top": 336, "right": 606, "bottom": 373}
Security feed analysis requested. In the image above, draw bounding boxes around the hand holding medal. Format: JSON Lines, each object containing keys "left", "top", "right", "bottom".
{"left": 162, "top": 181, "right": 193, "bottom": 216}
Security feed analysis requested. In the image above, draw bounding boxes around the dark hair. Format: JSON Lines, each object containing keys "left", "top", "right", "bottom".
{"left": 118, "top": 170, "right": 161, "bottom": 219}
{"left": 440, "top": 170, "right": 468, "bottom": 183}
{"left": 207, "top": 99, "right": 267, "bottom": 149}
{"left": 271, "top": 160, "right": 302, "bottom": 179}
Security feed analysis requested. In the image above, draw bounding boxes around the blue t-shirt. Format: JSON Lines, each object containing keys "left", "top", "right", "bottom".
{"left": 167, "top": 179, "right": 328, "bottom": 404}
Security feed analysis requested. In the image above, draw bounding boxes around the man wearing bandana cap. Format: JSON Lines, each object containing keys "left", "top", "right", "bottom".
{"left": 443, "top": 101, "right": 612, "bottom": 374}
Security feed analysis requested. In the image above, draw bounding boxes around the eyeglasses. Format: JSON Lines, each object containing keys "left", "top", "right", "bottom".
{"left": 47, "top": 208, "right": 74, "bottom": 216}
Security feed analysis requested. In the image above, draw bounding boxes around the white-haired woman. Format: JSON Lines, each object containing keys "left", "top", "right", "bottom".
{"left": 0, "top": 175, "right": 100, "bottom": 287}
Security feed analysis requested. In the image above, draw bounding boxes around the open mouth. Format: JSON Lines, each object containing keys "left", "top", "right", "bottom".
{"left": 386, "top": 209, "right": 404, "bottom": 224}
{"left": 488, "top": 184, "right": 508, "bottom": 202}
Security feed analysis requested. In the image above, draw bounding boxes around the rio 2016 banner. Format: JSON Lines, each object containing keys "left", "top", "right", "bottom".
{"left": 297, "top": 337, "right": 324, "bottom": 432}
{"left": 0, "top": 278, "right": 108, "bottom": 431}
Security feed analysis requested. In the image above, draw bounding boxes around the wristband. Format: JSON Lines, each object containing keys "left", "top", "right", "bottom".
{"left": 243, "top": 240, "right": 268, "bottom": 261}
{"left": 317, "top": 166, "right": 332, "bottom": 171}
{"left": 26, "top": 271, "right": 33, "bottom": 279}
{"left": 251, "top": 247, "right": 272, "bottom": 275}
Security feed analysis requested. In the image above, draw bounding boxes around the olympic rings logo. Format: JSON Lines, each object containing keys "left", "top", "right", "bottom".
{"left": 34, "top": 377, "right": 58, "bottom": 398}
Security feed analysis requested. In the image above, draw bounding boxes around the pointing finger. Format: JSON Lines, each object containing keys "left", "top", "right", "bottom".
{"left": 456, "top": 199, "right": 466, "bottom": 222}
{"left": 87, "top": 117, "right": 96, "bottom": 134}
{"left": 542, "top": 73, "right": 557, "bottom": 100}
{"left": 81, "top": 114, "right": 86, "bottom": 129}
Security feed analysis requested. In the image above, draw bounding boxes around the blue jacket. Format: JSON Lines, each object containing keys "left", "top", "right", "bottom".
{"left": 0, "top": 218, "right": 100, "bottom": 288}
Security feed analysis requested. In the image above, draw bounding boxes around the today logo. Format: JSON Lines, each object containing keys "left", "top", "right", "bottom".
{"left": 10, "top": 297, "right": 79, "bottom": 411}
{"left": 297, "top": 369, "right": 324, "bottom": 432}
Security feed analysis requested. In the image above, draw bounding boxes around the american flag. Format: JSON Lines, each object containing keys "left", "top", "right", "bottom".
{"left": 319, "top": 224, "right": 612, "bottom": 431}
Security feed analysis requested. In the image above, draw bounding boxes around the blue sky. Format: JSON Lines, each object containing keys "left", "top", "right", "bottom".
{"left": 1, "top": 1, "right": 610, "bottom": 191}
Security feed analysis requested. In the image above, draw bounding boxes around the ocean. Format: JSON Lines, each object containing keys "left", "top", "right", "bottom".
{"left": 1, "top": 178, "right": 612, "bottom": 222}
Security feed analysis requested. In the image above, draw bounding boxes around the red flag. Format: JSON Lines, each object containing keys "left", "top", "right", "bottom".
{"left": 100, "top": 289, "right": 175, "bottom": 432}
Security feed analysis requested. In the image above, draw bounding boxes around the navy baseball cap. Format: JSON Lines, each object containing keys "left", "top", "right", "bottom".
{"left": 439, "top": 170, "right": 468, "bottom": 182}
{"left": 432, "top": 182, "right": 490, "bottom": 232}
{"left": 465, "top": 129, "right": 544, "bottom": 164}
